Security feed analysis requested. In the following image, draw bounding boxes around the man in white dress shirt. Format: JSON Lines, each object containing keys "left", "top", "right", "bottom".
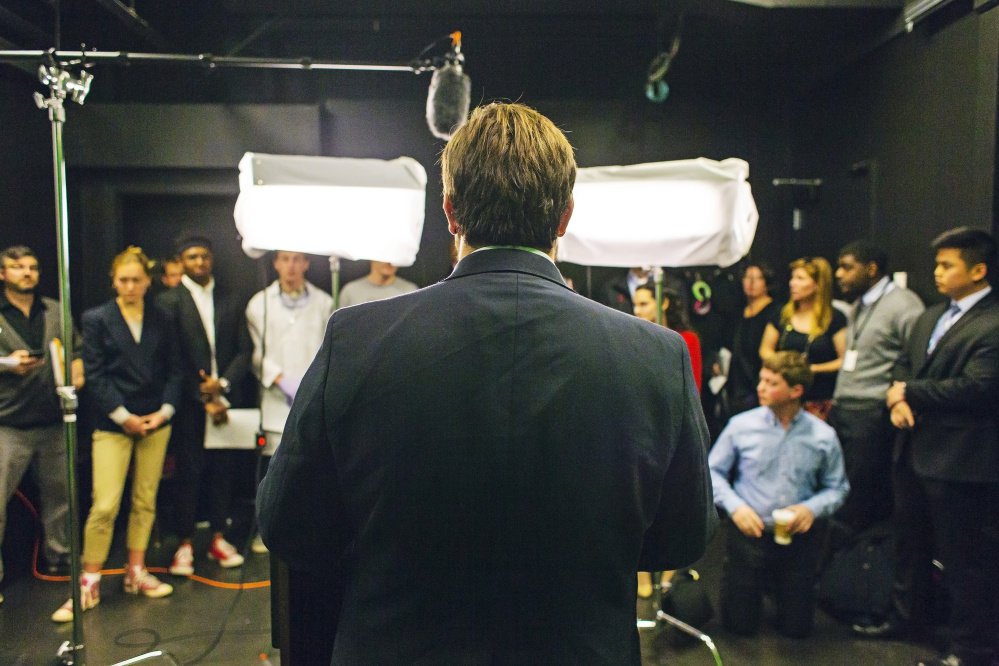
{"left": 245, "top": 251, "right": 333, "bottom": 552}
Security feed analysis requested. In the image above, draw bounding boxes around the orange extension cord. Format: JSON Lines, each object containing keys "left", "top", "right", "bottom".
{"left": 14, "top": 489, "right": 271, "bottom": 590}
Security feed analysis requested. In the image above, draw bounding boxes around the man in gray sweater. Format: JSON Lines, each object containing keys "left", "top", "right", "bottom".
{"left": 831, "top": 240, "right": 923, "bottom": 533}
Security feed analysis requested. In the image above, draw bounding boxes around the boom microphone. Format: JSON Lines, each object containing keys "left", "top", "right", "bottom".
{"left": 426, "top": 59, "right": 471, "bottom": 141}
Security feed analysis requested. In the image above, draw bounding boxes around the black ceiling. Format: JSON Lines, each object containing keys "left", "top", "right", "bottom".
{"left": 0, "top": 1, "right": 907, "bottom": 101}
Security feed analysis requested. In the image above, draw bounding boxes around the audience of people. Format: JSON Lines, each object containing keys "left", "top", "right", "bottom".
{"left": 1, "top": 180, "right": 995, "bottom": 666}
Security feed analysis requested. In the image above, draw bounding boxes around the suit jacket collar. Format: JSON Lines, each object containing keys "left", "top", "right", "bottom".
{"left": 446, "top": 247, "right": 569, "bottom": 289}
{"left": 102, "top": 298, "right": 163, "bottom": 367}
{"left": 917, "top": 291, "right": 997, "bottom": 371}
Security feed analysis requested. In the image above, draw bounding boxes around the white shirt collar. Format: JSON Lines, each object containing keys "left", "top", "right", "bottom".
{"left": 181, "top": 273, "right": 214, "bottom": 294}
{"left": 861, "top": 275, "right": 894, "bottom": 307}
{"left": 953, "top": 285, "right": 992, "bottom": 313}
{"left": 471, "top": 245, "right": 556, "bottom": 265}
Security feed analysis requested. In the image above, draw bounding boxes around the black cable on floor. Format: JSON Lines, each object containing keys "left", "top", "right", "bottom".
{"left": 181, "top": 447, "right": 269, "bottom": 665}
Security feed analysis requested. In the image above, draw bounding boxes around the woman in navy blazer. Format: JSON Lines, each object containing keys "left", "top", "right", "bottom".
{"left": 52, "top": 247, "right": 182, "bottom": 623}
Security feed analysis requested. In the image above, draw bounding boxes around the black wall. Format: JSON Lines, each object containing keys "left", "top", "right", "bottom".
{"left": 790, "top": 6, "right": 999, "bottom": 304}
{"left": 0, "top": 67, "right": 60, "bottom": 297}
{"left": 1, "top": 4, "right": 997, "bottom": 312}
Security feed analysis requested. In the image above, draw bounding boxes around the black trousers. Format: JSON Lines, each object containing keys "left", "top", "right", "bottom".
{"left": 720, "top": 520, "right": 821, "bottom": 638}
{"left": 892, "top": 446, "right": 999, "bottom": 665}
{"left": 169, "top": 401, "right": 240, "bottom": 539}
{"left": 828, "top": 402, "right": 894, "bottom": 533}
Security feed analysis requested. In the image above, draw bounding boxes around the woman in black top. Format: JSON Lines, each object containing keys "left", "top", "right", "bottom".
{"left": 725, "top": 263, "right": 780, "bottom": 415}
{"left": 759, "top": 256, "right": 846, "bottom": 419}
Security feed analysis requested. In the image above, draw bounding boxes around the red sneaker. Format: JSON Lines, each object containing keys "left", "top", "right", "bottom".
{"left": 207, "top": 536, "right": 244, "bottom": 568}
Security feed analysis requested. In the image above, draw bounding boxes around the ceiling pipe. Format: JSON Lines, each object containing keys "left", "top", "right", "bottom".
{"left": 902, "top": 0, "right": 958, "bottom": 31}
{"left": 0, "top": 36, "right": 36, "bottom": 74}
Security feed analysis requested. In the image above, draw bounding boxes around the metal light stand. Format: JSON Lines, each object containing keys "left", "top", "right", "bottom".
{"left": 636, "top": 578, "right": 723, "bottom": 666}
{"left": 654, "top": 610, "right": 723, "bottom": 666}
{"left": 33, "top": 55, "right": 93, "bottom": 666}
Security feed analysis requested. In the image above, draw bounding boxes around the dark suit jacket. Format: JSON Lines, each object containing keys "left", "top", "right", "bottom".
{"left": 156, "top": 281, "right": 252, "bottom": 408}
{"left": 81, "top": 298, "right": 183, "bottom": 433}
{"left": 258, "top": 248, "right": 716, "bottom": 664}
{"left": 892, "top": 290, "right": 999, "bottom": 483}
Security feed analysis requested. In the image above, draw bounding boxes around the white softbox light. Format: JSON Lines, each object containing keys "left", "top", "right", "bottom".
{"left": 557, "top": 157, "right": 758, "bottom": 268}
{"left": 234, "top": 152, "right": 427, "bottom": 266}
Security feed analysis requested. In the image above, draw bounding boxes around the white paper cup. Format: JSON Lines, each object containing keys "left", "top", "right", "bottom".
{"left": 772, "top": 509, "right": 795, "bottom": 545}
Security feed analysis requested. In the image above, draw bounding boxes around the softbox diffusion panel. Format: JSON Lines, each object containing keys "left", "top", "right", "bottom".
{"left": 558, "top": 158, "right": 758, "bottom": 268}
{"left": 234, "top": 153, "right": 427, "bottom": 266}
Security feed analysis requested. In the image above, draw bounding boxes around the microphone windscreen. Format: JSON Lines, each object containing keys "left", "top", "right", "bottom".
{"left": 426, "top": 62, "right": 471, "bottom": 141}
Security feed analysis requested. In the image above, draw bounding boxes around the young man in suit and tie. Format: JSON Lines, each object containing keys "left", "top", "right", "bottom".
{"left": 157, "top": 236, "right": 252, "bottom": 576}
{"left": 854, "top": 227, "right": 999, "bottom": 666}
{"left": 257, "top": 102, "right": 717, "bottom": 664}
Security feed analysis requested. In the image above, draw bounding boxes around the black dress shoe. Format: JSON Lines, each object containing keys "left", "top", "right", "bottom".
{"left": 911, "top": 654, "right": 962, "bottom": 666}
{"left": 851, "top": 619, "right": 905, "bottom": 639}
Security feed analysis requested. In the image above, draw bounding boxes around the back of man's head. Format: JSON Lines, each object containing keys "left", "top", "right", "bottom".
{"left": 441, "top": 102, "right": 576, "bottom": 251}
{"left": 931, "top": 226, "right": 997, "bottom": 281}
{"left": 838, "top": 239, "right": 887, "bottom": 277}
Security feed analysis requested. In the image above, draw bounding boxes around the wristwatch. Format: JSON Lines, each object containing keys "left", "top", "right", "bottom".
{"left": 218, "top": 377, "right": 231, "bottom": 395}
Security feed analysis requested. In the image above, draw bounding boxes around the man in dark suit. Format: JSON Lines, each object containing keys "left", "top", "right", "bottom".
{"left": 853, "top": 227, "right": 999, "bottom": 666}
{"left": 257, "top": 102, "right": 716, "bottom": 664}
{"left": 156, "top": 236, "right": 252, "bottom": 576}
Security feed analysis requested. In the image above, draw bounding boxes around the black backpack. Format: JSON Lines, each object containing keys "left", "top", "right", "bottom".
{"left": 817, "top": 522, "right": 894, "bottom": 625}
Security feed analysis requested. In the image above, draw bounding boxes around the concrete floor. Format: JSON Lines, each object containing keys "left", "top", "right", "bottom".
{"left": 0, "top": 526, "right": 941, "bottom": 666}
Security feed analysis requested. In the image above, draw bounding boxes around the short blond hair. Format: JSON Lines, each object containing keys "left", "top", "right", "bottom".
{"left": 441, "top": 102, "right": 576, "bottom": 250}
{"left": 762, "top": 351, "right": 814, "bottom": 393}
{"left": 109, "top": 246, "right": 153, "bottom": 278}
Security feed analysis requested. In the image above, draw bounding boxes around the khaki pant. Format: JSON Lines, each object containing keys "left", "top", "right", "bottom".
{"left": 82, "top": 426, "right": 170, "bottom": 565}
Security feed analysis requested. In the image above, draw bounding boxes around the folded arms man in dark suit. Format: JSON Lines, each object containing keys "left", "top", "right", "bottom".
{"left": 258, "top": 102, "right": 717, "bottom": 664}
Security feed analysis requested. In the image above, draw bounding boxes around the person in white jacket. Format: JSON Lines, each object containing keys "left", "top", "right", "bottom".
{"left": 245, "top": 251, "right": 333, "bottom": 552}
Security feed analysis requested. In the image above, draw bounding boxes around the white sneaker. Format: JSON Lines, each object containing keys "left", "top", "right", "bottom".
{"left": 169, "top": 543, "right": 195, "bottom": 576}
{"left": 124, "top": 565, "right": 173, "bottom": 598}
{"left": 207, "top": 536, "right": 244, "bottom": 568}
{"left": 51, "top": 576, "right": 100, "bottom": 623}
{"left": 251, "top": 534, "right": 269, "bottom": 554}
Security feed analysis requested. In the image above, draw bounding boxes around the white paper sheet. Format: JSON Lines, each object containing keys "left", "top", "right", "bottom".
{"left": 203, "top": 408, "right": 263, "bottom": 450}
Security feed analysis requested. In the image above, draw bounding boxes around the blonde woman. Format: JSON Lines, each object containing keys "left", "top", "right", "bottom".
{"left": 759, "top": 257, "right": 846, "bottom": 419}
{"left": 52, "top": 247, "right": 181, "bottom": 622}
